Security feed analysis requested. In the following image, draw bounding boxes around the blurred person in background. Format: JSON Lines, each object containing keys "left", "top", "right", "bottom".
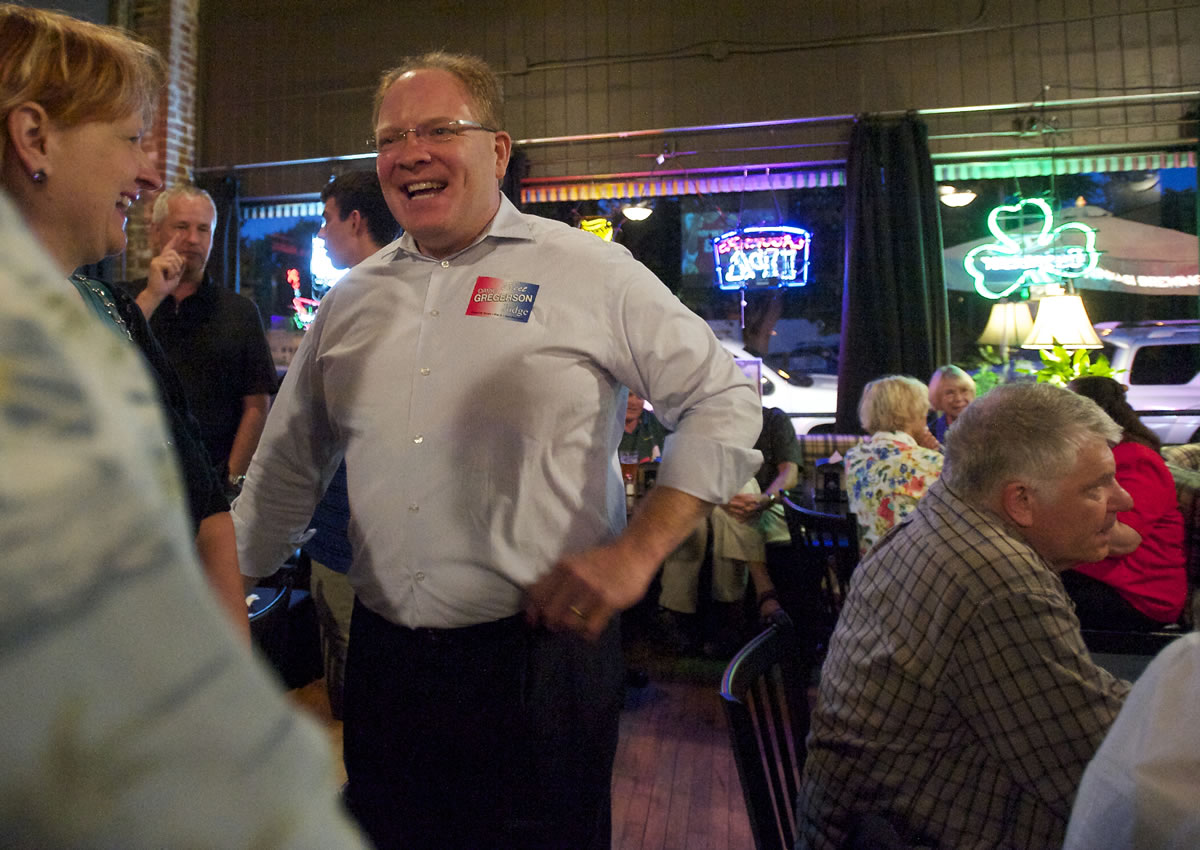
{"left": 619, "top": 390, "right": 668, "bottom": 464}
{"left": 844, "top": 375, "right": 944, "bottom": 555}
{"left": 121, "top": 183, "right": 278, "bottom": 493}
{"left": 1065, "top": 376, "right": 1186, "bottom": 630}
{"left": 928, "top": 364, "right": 976, "bottom": 443}
{"left": 303, "top": 169, "right": 400, "bottom": 719}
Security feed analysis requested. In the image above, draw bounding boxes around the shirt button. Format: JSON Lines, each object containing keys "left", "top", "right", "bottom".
{"left": 413, "top": 434, "right": 424, "bottom": 444}
{"left": 440, "top": 260, "right": 450, "bottom": 268}
{"left": 415, "top": 571, "right": 426, "bottom": 582}
{"left": 408, "top": 503, "right": 419, "bottom": 512}
{"left": 430, "top": 309, "right": 440, "bottom": 317}
{"left": 420, "top": 367, "right": 431, "bottom": 376}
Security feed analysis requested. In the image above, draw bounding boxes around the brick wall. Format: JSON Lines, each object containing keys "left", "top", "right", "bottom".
{"left": 115, "top": 0, "right": 198, "bottom": 280}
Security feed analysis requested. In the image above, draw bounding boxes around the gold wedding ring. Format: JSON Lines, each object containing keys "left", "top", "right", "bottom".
{"left": 569, "top": 605, "right": 587, "bottom": 620}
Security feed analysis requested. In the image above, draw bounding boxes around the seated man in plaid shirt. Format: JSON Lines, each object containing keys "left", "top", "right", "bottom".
{"left": 797, "top": 383, "right": 1132, "bottom": 850}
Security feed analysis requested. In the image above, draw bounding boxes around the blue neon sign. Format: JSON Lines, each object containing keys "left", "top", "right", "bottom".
{"left": 713, "top": 225, "right": 812, "bottom": 290}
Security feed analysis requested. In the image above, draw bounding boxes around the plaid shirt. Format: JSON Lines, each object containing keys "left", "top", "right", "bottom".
{"left": 797, "top": 479, "right": 1130, "bottom": 850}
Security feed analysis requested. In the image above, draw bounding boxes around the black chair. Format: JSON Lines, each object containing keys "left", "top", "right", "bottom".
{"left": 720, "top": 623, "right": 812, "bottom": 850}
{"left": 1080, "top": 626, "right": 1183, "bottom": 656}
{"left": 248, "top": 575, "right": 292, "bottom": 669}
{"left": 781, "top": 495, "right": 860, "bottom": 637}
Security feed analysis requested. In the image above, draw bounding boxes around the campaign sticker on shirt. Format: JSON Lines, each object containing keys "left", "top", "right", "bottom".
{"left": 465, "top": 276, "right": 539, "bottom": 323}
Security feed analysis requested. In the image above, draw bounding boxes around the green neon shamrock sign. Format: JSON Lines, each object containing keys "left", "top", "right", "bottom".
{"left": 963, "top": 197, "right": 1100, "bottom": 300}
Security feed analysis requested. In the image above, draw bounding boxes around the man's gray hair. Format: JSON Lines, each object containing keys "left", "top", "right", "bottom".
{"left": 943, "top": 382, "right": 1121, "bottom": 505}
{"left": 151, "top": 184, "right": 216, "bottom": 226}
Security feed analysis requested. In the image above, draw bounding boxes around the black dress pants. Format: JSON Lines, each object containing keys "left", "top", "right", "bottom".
{"left": 343, "top": 599, "right": 624, "bottom": 850}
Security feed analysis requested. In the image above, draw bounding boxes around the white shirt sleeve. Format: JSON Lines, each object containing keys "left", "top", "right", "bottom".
{"left": 1064, "top": 631, "right": 1200, "bottom": 850}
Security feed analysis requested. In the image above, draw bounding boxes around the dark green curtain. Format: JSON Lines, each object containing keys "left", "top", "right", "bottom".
{"left": 195, "top": 173, "right": 241, "bottom": 293}
{"left": 835, "top": 115, "right": 950, "bottom": 432}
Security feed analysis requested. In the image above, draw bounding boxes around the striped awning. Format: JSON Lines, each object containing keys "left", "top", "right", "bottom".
{"left": 241, "top": 201, "right": 323, "bottom": 221}
{"left": 518, "top": 149, "right": 1196, "bottom": 205}
{"left": 934, "top": 149, "right": 1196, "bottom": 181}
{"left": 520, "top": 169, "right": 846, "bottom": 204}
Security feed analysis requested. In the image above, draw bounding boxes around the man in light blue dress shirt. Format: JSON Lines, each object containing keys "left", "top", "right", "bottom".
{"left": 233, "top": 52, "right": 762, "bottom": 849}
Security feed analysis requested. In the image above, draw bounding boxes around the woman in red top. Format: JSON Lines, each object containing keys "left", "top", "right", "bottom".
{"left": 1065, "top": 376, "right": 1187, "bottom": 629}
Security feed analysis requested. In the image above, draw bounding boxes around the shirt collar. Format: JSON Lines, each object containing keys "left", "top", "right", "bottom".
{"left": 388, "top": 193, "right": 534, "bottom": 262}
{"left": 870, "top": 430, "right": 919, "bottom": 448}
{"left": 173, "top": 272, "right": 216, "bottom": 310}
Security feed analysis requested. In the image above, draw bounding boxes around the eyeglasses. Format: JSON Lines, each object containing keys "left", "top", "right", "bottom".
{"left": 371, "top": 119, "right": 498, "bottom": 153}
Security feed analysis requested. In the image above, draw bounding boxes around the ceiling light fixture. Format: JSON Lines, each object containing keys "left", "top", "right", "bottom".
{"left": 939, "top": 184, "right": 977, "bottom": 207}
{"left": 621, "top": 202, "right": 653, "bottom": 221}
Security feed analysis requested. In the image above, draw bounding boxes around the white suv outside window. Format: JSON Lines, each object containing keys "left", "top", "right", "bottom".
{"left": 1095, "top": 320, "right": 1200, "bottom": 445}
{"left": 717, "top": 337, "right": 838, "bottom": 434}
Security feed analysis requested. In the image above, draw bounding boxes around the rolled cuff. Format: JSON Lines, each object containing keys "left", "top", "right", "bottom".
{"left": 655, "top": 431, "right": 763, "bottom": 506}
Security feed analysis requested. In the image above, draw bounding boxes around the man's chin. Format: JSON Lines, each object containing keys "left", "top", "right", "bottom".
{"left": 1086, "top": 539, "right": 1112, "bottom": 563}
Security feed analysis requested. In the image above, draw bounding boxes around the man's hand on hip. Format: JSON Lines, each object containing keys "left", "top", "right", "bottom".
{"left": 524, "top": 539, "right": 654, "bottom": 641}
{"left": 524, "top": 485, "right": 716, "bottom": 640}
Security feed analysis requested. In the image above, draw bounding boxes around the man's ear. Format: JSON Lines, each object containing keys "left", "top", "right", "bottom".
{"left": 492, "top": 130, "right": 513, "bottom": 182}
{"left": 347, "top": 209, "right": 365, "bottom": 237}
{"left": 6, "top": 101, "right": 53, "bottom": 176}
{"left": 999, "top": 480, "right": 1036, "bottom": 528}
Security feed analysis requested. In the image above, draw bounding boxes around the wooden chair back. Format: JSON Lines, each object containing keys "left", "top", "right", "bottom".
{"left": 719, "top": 624, "right": 812, "bottom": 850}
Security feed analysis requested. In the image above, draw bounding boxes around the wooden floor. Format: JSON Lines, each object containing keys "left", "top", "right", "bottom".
{"left": 611, "top": 668, "right": 753, "bottom": 849}
{"left": 287, "top": 640, "right": 754, "bottom": 850}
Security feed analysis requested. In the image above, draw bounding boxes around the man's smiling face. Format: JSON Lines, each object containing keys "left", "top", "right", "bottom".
{"left": 373, "top": 68, "right": 511, "bottom": 259}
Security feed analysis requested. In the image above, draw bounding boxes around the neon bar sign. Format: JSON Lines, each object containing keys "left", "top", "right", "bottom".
{"left": 964, "top": 198, "right": 1100, "bottom": 300}
{"left": 713, "top": 225, "right": 811, "bottom": 290}
{"left": 288, "top": 267, "right": 319, "bottom": 330}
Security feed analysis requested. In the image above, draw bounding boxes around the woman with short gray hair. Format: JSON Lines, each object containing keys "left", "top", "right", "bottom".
{"left": 928, "top": 364, "right": 977, "bottom": 443}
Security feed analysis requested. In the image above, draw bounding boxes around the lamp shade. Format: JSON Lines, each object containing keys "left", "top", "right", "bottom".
{"left": 977, "top": 301, "right": 1034, "bottom": 348}
{"left": 1020, "top": 295, "right": 1103, "bottom": 349}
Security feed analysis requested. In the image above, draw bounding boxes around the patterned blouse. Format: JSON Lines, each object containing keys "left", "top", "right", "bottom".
{"left": 844, "top": 430, "right": 944, "bottom": 555}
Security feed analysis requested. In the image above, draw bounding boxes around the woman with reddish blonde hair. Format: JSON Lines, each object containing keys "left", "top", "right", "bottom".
{"left": 0, "top": 3, "right": 247, "bottom": 634}
{"left": 0, "top": 6, "right": 368, "bottom": 846}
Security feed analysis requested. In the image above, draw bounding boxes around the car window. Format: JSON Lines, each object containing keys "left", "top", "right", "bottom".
{"left": 1129, "top": 343, "right": 1200, "bottom": 385}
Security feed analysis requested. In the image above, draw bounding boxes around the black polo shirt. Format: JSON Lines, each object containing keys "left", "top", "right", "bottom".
{"left": 755, "top": 406, "right": 802, "bottom": 491}
{"left": 121, "top": 275, "right": 277, "bottom": 476}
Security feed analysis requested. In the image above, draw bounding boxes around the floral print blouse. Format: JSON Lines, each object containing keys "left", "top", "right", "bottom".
{"left": 844, "top": 431, "right": 944, "bottom": 555}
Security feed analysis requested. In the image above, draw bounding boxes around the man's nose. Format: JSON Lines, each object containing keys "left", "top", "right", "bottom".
{"left": 392, "top": 137, "right": 433, "bottom": 168}
{"left": 136, "top": 147, "right": 162, "bottom": 193}
{"left": 1110, "top": 481, "right": 1134, "bottom": 513}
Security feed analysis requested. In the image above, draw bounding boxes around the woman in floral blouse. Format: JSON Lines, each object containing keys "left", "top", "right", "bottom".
{"left": 845, "top": 375, "right": 945, "bottom": 555}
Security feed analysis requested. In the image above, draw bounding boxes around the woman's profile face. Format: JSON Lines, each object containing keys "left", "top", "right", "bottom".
{"left": 43, "top": 107, "right": 160, "bottom": 268}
